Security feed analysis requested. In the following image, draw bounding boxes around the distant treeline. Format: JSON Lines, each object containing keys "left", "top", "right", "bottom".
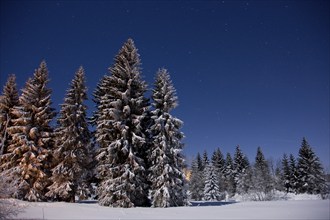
{"left": 189, "top": 139, "right": 328, "bottom": 201}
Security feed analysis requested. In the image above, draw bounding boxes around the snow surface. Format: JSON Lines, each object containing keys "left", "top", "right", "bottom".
{"left": 13, "top": 199, "right": 330, "bottom": 220}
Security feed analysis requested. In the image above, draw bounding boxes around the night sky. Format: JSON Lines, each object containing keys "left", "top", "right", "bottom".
{"left": 1, "top": 0, "right": 329, "bottom": 168}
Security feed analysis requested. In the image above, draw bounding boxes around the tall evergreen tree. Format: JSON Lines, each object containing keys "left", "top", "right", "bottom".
{"left": 233, "top": 145, "right": 251, "bottom": 194}
{"left": 224, "top": 153, "right": 235, "bottom": 196}
{"left": 211, "top": 148, "right": 225, "bottom": 194}
{"left": 297, "top": 138, "right": 326, "bottom": 194}
{"left": 203, "top": 163, "right": 221, "bottom": 201}
{"left": 189, "top": 157, "right": 204, "bottom": 201}
{"left": 94, "top": 39, "right": 149, "bottom": 207}
{"left": 289, "top": 154, "right": 298, "bottom": 193}
{"left": 3, "top": 61, "right": 55, "bottom": 201}
{"left": 46, "top": 67, "right": 92, "bottom": 202}
{"left": 251, "top": 147, "right": 273, "bottom": 196}
{"left": 281, "top": 154, "right": 291, "bottom": 193}
{"left": 148, "top": 68, "right": 186, "bottom": 207}
{"left": 0, "top": 74, "right": 19, "bottom": 156}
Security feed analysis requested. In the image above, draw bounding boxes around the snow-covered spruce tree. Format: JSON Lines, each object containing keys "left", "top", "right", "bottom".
{"left": 233, "top": 146, "right": 252, "bottom": 194}
{"left": 224, "top": 153, "right": 235, "bottom": 196}
{"left": 0, "top": 74, "right": 21, "bottom": 206}
{"left": 189, "top": 153, "right": 204, "bottom": 201}
{"left": 148, "top": 68, "right": 186, "bottom": 207}
{"left": 233, "top": 145, "right": 251, "bottom": 194}
{"left": 211, "top": 148, "right": 225, "bottom": 195}
{"left": 289, "top": 154, "right": 299, "bottom": 193}
{"left": 46, "top": 67, "right": 92, "bottom": 202}
{"left": 281, "top": 154, "right": 291, "bottom": 193}
{"left": 197, "top": 150, "right": 209, "bottom": 197}
{"left": 203, "top": 163, "right": 221, "bottom": 201}
{"left": 0, "top": 74, "right": 19, "bottom": 156}
{"left": 296, "top": 138, "right": 326, "bottom": 195}
{"left": 4, "top": 61, "right": 55, "bottom": 201}
{"left": 189, "top": 157, "right": 204, "bottom": 201}
{"left": 94, "top": 39, "right": 149, "bottom": 208}
{"left": 251, "top": 147, "right": 273, "bottom": 200}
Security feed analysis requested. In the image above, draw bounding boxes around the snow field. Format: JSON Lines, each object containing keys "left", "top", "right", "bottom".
{"left": 15, "top": 199, "right": 330, "bottom": 220}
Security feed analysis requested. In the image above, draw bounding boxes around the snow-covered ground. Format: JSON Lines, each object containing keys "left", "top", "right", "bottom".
{"left": 13, "top": 198, "right": 330, "bottom": 220}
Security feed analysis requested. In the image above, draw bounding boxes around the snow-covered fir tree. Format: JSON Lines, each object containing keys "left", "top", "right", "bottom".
{"left": 3, "top": 61, "right": 55, "bottom": 201}
{"left": 233, "top": 145, "right": 251, "bottom": 194}
{"left": 203, "top": 163, "right": 221, "bottom": 201}
{"left": 46, "top": 67, "right": 92, "bottom": 202}
{"left": 211, "top": 148, "right": 225, "bottom": 195}
{"left": 148, "top": 68, "right": 186, "bottom": 207}
{"left": 281, "top": 154, "right": 291, "bottom": 193}
{"left": 236, "top": 160, "right": 251, "bottom": 194}
{"left": 251, "top": 147, "right": 273, "bottom": 196}
{"left": 94, "top": 39, "right": 149, "bottom": 207}
{"left": 0, "top": 74, "right": 19, "bottom": 156}
{"left": 189, "top": 153, "right": 204, "bottom": 201}
{"left": 296, "top": 138, "right": 326, "bottom": 194}
{"left": 200, "top": 151, "right": 209, "bottom": 193}
{"left": 0, "top": 75, "right": 20, "bottom": 192}
{"left": 224, "top": 153, "right": 235, "bottom": 196}
{"left": 289, "top": 154, "right": 299, "bottom": 193}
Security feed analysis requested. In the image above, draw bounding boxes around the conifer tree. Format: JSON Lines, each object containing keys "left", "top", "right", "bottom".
{"left": 224, "top": 153, "right": 235, "bottom": 196}
{"left": 94, "top": 39, "right": 149, "bottom": 207}
{"left": 148, "top": 68, "right": 185, "bottom": 207}
{"left": 0, "top": 74, "right": 19, "bottom": 156}
{"left": 297, "top": 138, "right": 326, "bottom": 194}
{"left": 0, "top": 75, "right": 20, "bottom": 193}
{"left": 281, "top": 154, "right": 291, "bottom": 193}
{"left": 251, "top": 147, "right": 273, "bottom": 196}
{"left": 46, "top": 67, "right": 92, "bottom": 202}
{"left": 189, "top": 157, "right": 204, "bottom": 201}
{"left": 4, "top": 61, "right": 55, "bottom": 201}
{"left": 203, "top": 163, "right": 221, "bottom": 201}
{"left": 211, "top": 148, "right": 225, "bottom": 194}
{"left": 289, "top": 154, "right": 299, "bottom": 193}
{"left": 233, "top": 145, "right": 251, "bottom": 194}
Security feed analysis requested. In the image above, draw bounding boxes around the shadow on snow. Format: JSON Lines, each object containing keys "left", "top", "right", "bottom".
{"left": 75, "top": 200, "right": 237, "bottom": 207}
{"left": 76, "top": 200, "right": 98, "bottom": 204}
{"left": 190, "top": 201, "right": 237, "bottom": 207}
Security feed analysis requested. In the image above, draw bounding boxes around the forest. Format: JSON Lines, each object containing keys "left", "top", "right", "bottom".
{"left": 189, "top": 141, "right": 328, "bottom": 202}
{"left": 0, "top": 39, "right": 328, "bottom": 212}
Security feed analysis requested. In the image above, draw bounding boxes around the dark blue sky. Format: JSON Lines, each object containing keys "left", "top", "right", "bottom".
{"left": 1, "top": 0, "right": 329, "bottom": 168}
